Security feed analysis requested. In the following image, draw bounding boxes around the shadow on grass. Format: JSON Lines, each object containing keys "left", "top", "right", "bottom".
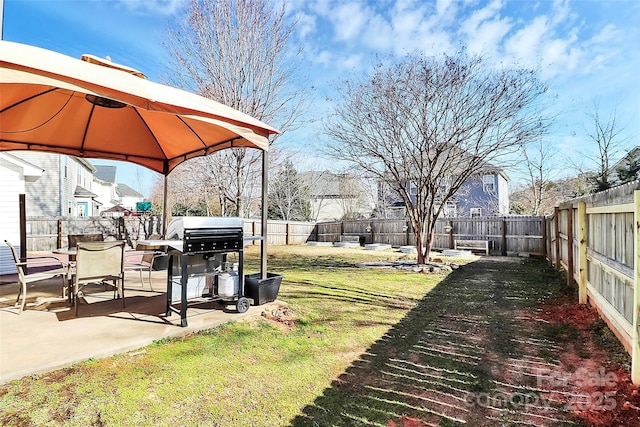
{"left": 288, "top": 257, "right": 575, "bottom": 427}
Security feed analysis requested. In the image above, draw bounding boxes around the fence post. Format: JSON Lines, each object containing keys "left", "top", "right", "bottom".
{"left": 501, "top": 217, "right": 507, "bottom": 256}
{"left": 632, "top": 191, "right": 640, "bottom": 384}
{"left": 554, "top": 207, "right": 561, "bottom": 270}
{"left": 567, "top": 206, "right": 574, "bottom": 286}
{"left": 540, "top": 216, "right": 548, "bottom": 259}
{"left": 57, "top": 218, "right": 63, "bottom": 249}
{"left": 286, "top": 222, "right": 290, "bottom": 246}
{"left": 578, "top": 202, "right": 587, "bottom": 304}
{"left": 405, "top": 220, "right": 411, "bottom": 246}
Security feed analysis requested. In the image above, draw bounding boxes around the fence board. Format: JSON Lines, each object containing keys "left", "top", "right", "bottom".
{"left": 546, "top": 180, "right": 640, "bottom": 384}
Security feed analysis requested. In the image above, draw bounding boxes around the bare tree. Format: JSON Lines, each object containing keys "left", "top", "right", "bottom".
{"left": 581, "top": 100, "right": 631, "bottom": 192}
{"left": 325, "top": 52, "right": 550, "bottom": 263}
{"left": 268, "top": 159, "right": 311, "bottom": 221}
{"left": 514, "top": 140, "right": 559, "bottom": 215}
{"left": 163, "top": 0, "right": 309, "bottom": 217}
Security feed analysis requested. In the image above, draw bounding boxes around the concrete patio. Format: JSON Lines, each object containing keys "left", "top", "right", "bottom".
{"left": 0, "top": 267, "right": 275, "bottom": 384}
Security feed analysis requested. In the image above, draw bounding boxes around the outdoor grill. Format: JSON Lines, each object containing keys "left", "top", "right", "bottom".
{"left": 165, "top": 217, "right": 248, "bottom": 327}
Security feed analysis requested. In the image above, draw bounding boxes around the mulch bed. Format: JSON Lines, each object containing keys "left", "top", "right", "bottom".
{"left": 535, "top": 295, "right": 640, "bottom": 426}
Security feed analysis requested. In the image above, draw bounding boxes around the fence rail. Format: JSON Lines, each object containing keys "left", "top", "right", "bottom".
{"left": 545, "top": 180, "right": 640, "bottom": 385}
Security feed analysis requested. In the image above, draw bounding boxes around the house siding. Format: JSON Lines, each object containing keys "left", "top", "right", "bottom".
{"left": 0, "top": 160, "right": 22, "bottom": 274}
{"left": 13, "top": 152, "right": 63, "bottom": 216}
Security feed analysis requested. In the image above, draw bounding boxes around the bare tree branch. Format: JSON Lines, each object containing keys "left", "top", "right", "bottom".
{"left": 325, "top": 51, "right": 550, "bottom": 263}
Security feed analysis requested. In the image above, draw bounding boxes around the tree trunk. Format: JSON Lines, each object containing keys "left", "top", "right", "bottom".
{"left": 415, "top": 227, "right": 425, "bottom": 264}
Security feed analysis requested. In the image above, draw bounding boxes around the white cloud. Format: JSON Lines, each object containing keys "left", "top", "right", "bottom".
{"left": 332, "top": 2, "right": 370, "bottom": 42}
{"left": 116, "top": 0, "right": 185, "bottom": 15}
{"left": 504, "top": 15, "right": 548, "bottom": 67}
{"left": 294, "top": 12, "right": 317, "bottom": 40}
{"left": 338, "top": 53, "right": 364, "bottom": 70}
{"left": 361, "top": 14, "right": 394, "bottom": 51}
{"left": 460, "top": 0, "right": 511, "bottom": 56}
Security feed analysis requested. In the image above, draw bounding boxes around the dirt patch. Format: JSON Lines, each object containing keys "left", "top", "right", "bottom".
{"left": 530, "top": 295, "right": 640, "bottom": 426}
{"left": 260, "top": 302, "right": 297, "bottom": 333}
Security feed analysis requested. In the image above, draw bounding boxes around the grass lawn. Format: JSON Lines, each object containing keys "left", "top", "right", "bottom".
{"left": 0, "top": 245, "right": 450, "bottom": 426}
{"left": 1, "top": 246, "right": 633, "bottom": 426}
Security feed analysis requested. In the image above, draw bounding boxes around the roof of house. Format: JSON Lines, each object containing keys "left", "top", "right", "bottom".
{"left": 0, "top": 153, "right": 43, "bottom": 181}
{"left": 75, "top": 156, "right": 97, "bottom": 173}
{"left": 612, "top": 146, "right": 640, "bottom": 170}
{"left": 116, "top": 183, "right": 144, "bottom": 198}
{"left": 102, "top": 204, "right": 130, "bottom": 213}
{"left": 93, "top": 165, "right": 117, "bottom": 183}
{"left": 74, "top": 185, "right": 97, "bottom": 198}
{"left": 301, "top": 171, "right": 359, "bottom": 198}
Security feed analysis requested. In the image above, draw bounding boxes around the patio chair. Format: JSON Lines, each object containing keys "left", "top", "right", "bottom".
{"left": 4, "top": 240, "right": 69, "bottom": 314}
{"left": 124, "top": 241, "right": 165, "bottom": 291}
{"left": 72, "top": 241, "right": 125, "bottom": 317}
{"left": 67, "top": 233, "right": 104, "bottom": 261}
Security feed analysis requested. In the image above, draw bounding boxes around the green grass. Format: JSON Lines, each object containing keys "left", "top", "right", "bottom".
{"left": 1, "top": 248, "right": 624, "bottom": 426}
{"left": 0, "top": 245, "right": 452, "bottom": 426}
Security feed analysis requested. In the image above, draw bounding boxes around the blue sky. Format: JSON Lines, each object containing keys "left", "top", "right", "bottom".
{"left": 2, "top": 0, "right": 639, "bottom": 195}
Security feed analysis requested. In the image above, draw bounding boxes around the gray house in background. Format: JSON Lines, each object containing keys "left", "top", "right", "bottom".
{"left": 378, "top": 168, "right": 510, "bottom": 218}
{"left": 443, "top": 169, "right": 510, "bottom": 217}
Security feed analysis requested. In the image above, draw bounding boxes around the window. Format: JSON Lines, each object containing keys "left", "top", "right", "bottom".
{"left": 444, "top": 201, "right": 457, "bottom": 217}
{"left": 408, "top": 182, "right": 417, "bottom": 196}
{"left": 470, "top": 208, "right": 482, "bottom": 218}
{"left": 483, "top": 175, "right": 495, "bottom": 193}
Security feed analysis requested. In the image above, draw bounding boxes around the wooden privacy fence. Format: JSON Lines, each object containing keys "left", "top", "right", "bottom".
{"left": 311, "top": 217, "right": 546, "bottom": 256}
{"left": 24, "top": 217, "right": 315, "bottom": 251}
{"left": 545, "top": 180, "right": 640, "bottom": 384}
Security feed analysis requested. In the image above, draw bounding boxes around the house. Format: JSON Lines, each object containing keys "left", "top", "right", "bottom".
{"left": 610, "top": 146, "right": 640, "bottom": 187}
{"left": 300, "top": 171, "right": 374, "bottom": 221}
{"left": 116, "top": 183, "right": 145, "bottom": 212}
{"left": 377, "top": 168, "right": 510, "bottom": 218}
{"left": 9, "top": 152, "right": 100, "bottom": 217}
{"left": 92, "top": 165, "right": 120, "bottom": 214}
{"left": 444, "top": 169, "right": 510, "bottom": 217}
{"left": 0, "top": 153, "right": 43, "bottom": 275}
{"left": 93, "top": 166, "right": 146, "bottom": 214}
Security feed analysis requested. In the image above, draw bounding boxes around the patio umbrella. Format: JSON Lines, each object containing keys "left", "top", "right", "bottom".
{"left": 0, "top": 41, "right": 276, "bottom": 275}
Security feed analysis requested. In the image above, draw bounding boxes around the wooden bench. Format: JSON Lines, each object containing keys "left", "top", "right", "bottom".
{"left": 340, "top": 235, "right": 361, "bottom": 244}
{"left": 454, "top": 239, "right": 489, "bottom": 255}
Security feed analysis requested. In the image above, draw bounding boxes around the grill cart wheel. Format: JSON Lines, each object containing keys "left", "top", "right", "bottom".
{"left": 236, "top": 297, "right": 250, "bottom": 313}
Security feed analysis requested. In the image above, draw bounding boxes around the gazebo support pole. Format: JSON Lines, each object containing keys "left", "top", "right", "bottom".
{"left": 162, "top": 174, "right": 168, "bottom": 238}
{"left": 261, "top": 149, "right": 268, "bottom": 279}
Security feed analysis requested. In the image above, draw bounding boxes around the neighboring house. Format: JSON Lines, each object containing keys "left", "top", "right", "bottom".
{"left": 10, "top": 152, "right": 100, "bottom": 217}
{"left": 301, "top": 171, "right": 374, "bottom": 221}
{"left": 610, "top": 146, "right": 640, "bottom": 187}
{"left": 92, "top": 165, "right": 120, "bottom": 214}
{"left": 378, "top": 168, "right": 510, "bottom": 218}
{"left": 116, "top": 183, "right": 145, "bottom": 211}
{"left": 445, "top": 170, "right": 510, "bottom": 217}
{"left": 0, "top": 153, "right": 43, "bottom": 275}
